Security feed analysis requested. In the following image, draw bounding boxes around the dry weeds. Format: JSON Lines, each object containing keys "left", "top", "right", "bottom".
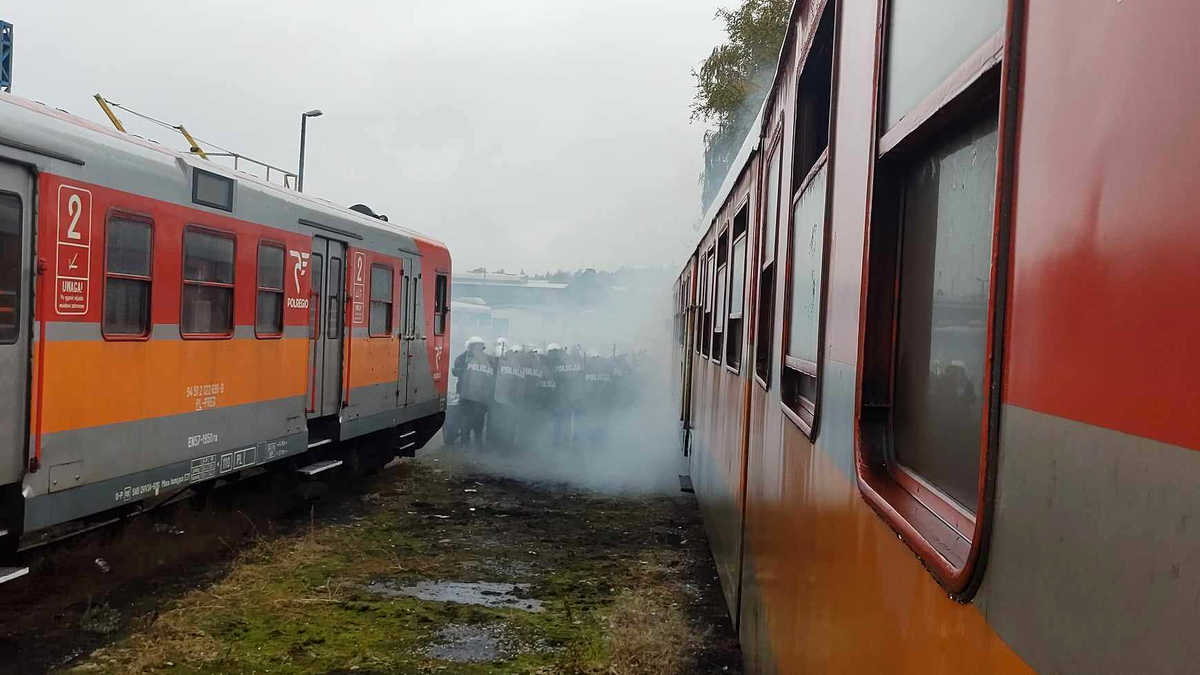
{"left": 605, "top": 588, "right": 707, "bottom": 675}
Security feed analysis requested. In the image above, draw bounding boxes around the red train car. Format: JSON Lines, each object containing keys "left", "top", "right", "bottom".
{"left": 0, "top": 93, "right": 451, "bottom": 570}
{"left": 673, "top": 1, "right": 1200, "bottom": 672}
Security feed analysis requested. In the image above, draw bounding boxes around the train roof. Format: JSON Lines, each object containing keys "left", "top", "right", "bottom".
{"left": 0, "top": 92, "right": 447, "bottom": 252}
{"left": 685, "top": 0, "right": 806, "bottom": 270}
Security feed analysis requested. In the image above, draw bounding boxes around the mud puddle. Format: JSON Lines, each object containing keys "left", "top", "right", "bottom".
{"left": 364, "top": 579, "right": 545, "bottom": 612}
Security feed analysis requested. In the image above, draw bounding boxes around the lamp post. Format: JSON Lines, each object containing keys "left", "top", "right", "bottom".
{"left": 297, "top": 108, "right": 323, "bottom": 192}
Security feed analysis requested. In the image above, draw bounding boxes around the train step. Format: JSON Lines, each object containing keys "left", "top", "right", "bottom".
{"left": 679, "top": 474, "right": 694, "bottom": 494}
{"left": 296, "top": 459, "right": 343, "bottom": 477}
{"left": 0, "top": 567, "right": 29, "bottom": 585}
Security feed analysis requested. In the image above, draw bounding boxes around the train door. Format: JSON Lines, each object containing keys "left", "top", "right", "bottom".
{"left": 0, "top": 163, "right": 30, "bottom": 486}
{"left": 306, "top": 236, "right": 346, "bottom": 419}
{"left": 400, "top": 255, "right": 423, "bottom": 407}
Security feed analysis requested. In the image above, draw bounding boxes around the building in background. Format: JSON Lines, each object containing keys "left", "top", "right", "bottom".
{"left": 449, "top": 268, "right": 670, "bottom": 354}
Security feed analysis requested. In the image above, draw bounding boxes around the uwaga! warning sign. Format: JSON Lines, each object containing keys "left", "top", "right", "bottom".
{"left": 55, "top": 185, "right": 92, "bottom": 316}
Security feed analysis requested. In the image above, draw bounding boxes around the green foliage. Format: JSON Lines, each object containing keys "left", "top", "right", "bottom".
{"left": 692, "top": 0, "right": 792, "bottom": 210}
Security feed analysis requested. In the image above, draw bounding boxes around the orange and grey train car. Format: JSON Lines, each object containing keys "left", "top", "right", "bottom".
{"left": 0, "top": 93, "right": 451, "bottom": 565}
{"left": 672, "top": 1, "right": 1200, "bottom": 673}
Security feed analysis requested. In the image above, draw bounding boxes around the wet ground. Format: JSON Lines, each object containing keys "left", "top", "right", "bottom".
{"left": 0, "top": 441, "right": 741, "bottom": 674}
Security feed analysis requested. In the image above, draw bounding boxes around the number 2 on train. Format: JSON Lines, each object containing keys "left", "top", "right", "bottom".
{"left": 66, "top": 193, "right": 82, "bottom": 240}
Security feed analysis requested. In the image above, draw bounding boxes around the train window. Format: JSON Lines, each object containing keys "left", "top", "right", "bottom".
{"left": 103, "top": 215, "right": 153, "bottom": 338}
{"left": 192, "top": 169, "right": 235, "bottom": 212}
{"left": 0, "top": 193, "right": 22, "bottom": 344}
{"left": 309, "top": 253, "right": 323, "bottom": 339}
{"left": 695, "top": 257, "right": 707, "bottom": 355}
{"left": 401, "top": 276, "right": 409, "bottom": 336}
{"left": 255, "top": 242, "right": 285, "bottom": 337}
{"left": 755, "top": 140, "right": 782, "bottom": 386}
{"left": 893, "top": 113, "right": 998, "bottom": 509}
{"left": 181, "top": 228, "right": 235, "bottom": 337}
{"left": 855, "top": 0, "right": 1014, "bottom": 596}
{"left": 369, "top": 264, "right": 394, "bottom": 337}
{"left": 434, "top": 273, "right": 448, "bottom": 336}
{"left": 703, "top": 249, "right": 715, "bottom": 358}
{"left": 883, "top": 0, "right": 1006, "bottom": 132}
{"left": 726, "top": 204, "right": 748, "bottom": 370}
{"left": 782, "top": 2, "right": 836, "bottom": 434}
{"left": 793, "top": 4, "right": 834, "bottom": 192}
{"left": 411, "top": 275, "right": 419, "bottom": 335}
{"left": 712, "top": 230, "right": 728, "bottom": 363}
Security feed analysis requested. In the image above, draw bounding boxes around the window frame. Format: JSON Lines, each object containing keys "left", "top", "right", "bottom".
{"left": 369, "top": 263, "right": 395, "bottom": 338}
{"left": 702, "top": 246, "right": 716, "bottom": 359}
{"left": 712, "top": 227, "right": 729, "bottom": 366}
{"left": 753, "top": 122, "right": 785, "bottom": 391}
{"left": 780, "top": 0, "right": 841, "bottom": 438}
{"left": 180, "top": 225, "right": 237, "bottom": 340}
{"left": 434, "top": 272, "right": 448, "bottom": 336}
{"left": 191, "top": 168, "right": 236, "bottom": 213}
{"left": 254, "top": 240, "right": 286, "bottom": 339}
{"left": 0, "top": 191, "right": 22, "bottom": 346}
{"left": 308, "top": 251, "right": 324, "bottom": 341}
{"left": 101, "top": 210, "right": 155, "bottom": 341}
{"left": 853, "top": 0, "right": 1022, "bottom": 599}
{"left": 725, "top": 199, "right": 750, "bottom": 374}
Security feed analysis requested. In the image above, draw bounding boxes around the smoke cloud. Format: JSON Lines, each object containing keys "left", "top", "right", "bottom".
{"left": 437, "top": 273, "right": 686, "bottom": 495}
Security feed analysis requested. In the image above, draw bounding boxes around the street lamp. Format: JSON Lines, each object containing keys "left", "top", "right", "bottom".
{"left": 297, "top": 108, "right": 323, "bottom": 192}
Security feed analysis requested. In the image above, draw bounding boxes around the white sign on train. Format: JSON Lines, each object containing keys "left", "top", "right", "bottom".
{"left": 55, "top": 185, "right": 92, "bottom": 316}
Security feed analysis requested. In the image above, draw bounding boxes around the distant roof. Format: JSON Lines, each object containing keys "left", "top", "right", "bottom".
{"left": 454, "top": 272, "right": 568, "bottom": 290}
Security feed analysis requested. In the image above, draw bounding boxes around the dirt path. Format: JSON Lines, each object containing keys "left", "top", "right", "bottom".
{"left": 42, "top": 448, "right": 741, "bottom": 674}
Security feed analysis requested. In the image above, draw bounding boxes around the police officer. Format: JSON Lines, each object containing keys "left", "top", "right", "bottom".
{"left": 490, "top": 339, "right": 524, "bottom": 450}
{"left": 522, "top": 345, "right": 548, "bottom": 450}
{"left": 452, "top": 336, "right": 493, "bottom": 447}
{"left": 544, "top": 343, "right": 570, "bottom": 446}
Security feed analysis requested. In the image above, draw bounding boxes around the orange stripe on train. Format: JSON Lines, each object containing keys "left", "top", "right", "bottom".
{"left": 35, "top": 338, "right": 308, "bottom": 434}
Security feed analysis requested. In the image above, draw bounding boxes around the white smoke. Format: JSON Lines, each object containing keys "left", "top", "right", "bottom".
{"left": 434, "top": 270, "right": 687, "bottom": 495}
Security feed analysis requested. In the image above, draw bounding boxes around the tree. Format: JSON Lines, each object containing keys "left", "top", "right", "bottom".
{"left": 692, "top": 0, "right": 791, "bottom": 211}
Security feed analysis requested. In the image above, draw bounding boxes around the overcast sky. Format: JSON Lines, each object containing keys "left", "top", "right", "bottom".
{"left": 4, "top": 0, "right": 724, "bottom": 274}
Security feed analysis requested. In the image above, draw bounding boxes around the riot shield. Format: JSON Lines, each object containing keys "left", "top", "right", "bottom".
{"left": 494, "top": 351, "right": 526, "bottom": 407}
{"left": 555, "top": 353, "right": 585, "bottom": 403}
{"left": 460, "top": 351, "right": 496, "bottom": 404}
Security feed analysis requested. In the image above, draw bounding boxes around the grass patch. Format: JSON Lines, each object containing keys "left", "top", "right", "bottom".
{"left": 605, "top": 589, "right": 706, "bottom": 675}
{"left": 61, "top": 458, "right": 737, "bottom": 674}
{"left": 79, "top": 600, "right": 121, "bottom": 636}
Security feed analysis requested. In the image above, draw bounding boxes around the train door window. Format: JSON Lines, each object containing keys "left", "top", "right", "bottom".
{"left": 702, "top": 248, "right": 715, "bottom": 358}
{"left": 695, "top": 259, "right": 706, "bottom": 355}
{"left": 434, "top": 273, "right": 448, "bottom": 335}
{"left": 309, "top": 253, "right": 323, "bottom": 338}
{"left": 401, "top": 276, "right": 409, "bottom": 336}
{"left": 726, "top": 204, "right": 748, "bottom": 370}
{"left": 255, "top": 242, "right": 285, "bottom": 337}
{"left": 713, "top": 230, "right": 729, "bottom": 364}
{"left": 102, "top": 215, "right": 153, "bottom": 338}
{"left": 181, "top": 227, "right": 235, "bottom": 337}
{"left": 755, "top": 139, "right": 782, "bottom": 386}
{"left": 856, "top": 0, "right": 1012, "bottom": 595}
{"left": 370, "top": 264, "right": 394, "bottom": 337}
{"left": 411, "top": 275, "right": 419, "bottom": 335}
{"left": 782, "top": 2, "right": 836, "bottom": 434}
{"left": 0, "top": 193, "right": 18, "bottom": 343}
{"left": 326, "top": 256, "right": 342, "bottom": 340}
